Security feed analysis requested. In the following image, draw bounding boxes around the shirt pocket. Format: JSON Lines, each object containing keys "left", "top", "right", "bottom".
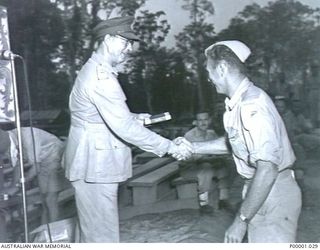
{"left": 228, "top": 128, "right": 248, "bottom": 160}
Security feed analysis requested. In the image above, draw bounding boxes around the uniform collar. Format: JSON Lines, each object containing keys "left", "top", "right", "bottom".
{"left": 225, "top": 78, "right": 252, "bottom": 111}
{"left": 90, "top": 52, "right": 118, "bottom": 76}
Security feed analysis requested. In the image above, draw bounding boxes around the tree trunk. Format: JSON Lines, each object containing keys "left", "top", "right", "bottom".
{"left": 195, "top": 55, "right": 206, "bottom": 110}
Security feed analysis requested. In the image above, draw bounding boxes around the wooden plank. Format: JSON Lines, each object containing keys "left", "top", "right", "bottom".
{"left": 172, "top": 177, "right": 198, "bottom": 185}
{"left": 118, "top": 158, "right": 173, "bottom": 207}
{"left": 57, "top": 187, "right": 74, "bottom": 204}
{"left": 128, "top": 161, "right": 179, "bottom": 187}
{"left": 132, "top": 151, "right": 158, "bottom": 164}
{"left": 0, "top": 187, "right": 41, "bottom": 208}
{"left": 133, "top": 157, "right": 173, "bottom": 177}
{"left": 121, "top": 157, "right": 174, "bottom": 186}
{"left": 0, "top": 195, "right": 20, "bottom": 208}
{"left": 1, "top": 186, "right": 74, "bottom": 210}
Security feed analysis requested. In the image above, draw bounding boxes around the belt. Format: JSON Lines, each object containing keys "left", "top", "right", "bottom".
{"left": 279, "top": 166, "right": 293, "bottom": 173}
{"left": 277, "top": 168, "right": 295, "bottom": 180}
{"left": 71, "top": 118, "right": 107, "bottom": 129}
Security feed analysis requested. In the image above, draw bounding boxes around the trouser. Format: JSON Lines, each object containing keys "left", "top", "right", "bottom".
{"left": 243, "top": 170, "right": 302, "bottom": 243}
{"left": 180, "top": 162, "right": 229, "bottom": 205}
{"left": 197, "top": 163, "right": 229, "bottom": 191}
{"left": 72, "top": 180, "right": 119, "bottom": 243}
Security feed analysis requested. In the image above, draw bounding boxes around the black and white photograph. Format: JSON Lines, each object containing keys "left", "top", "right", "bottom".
{"left": 0, "top": 0, "right": 319, "bottom": 245}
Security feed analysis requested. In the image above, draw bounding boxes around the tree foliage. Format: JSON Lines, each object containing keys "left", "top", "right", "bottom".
{"left": 217, "top": 0, "right": 320, "bottom": 95}
{"left": 182, "top": 0, "right": 214, "bottom": 22}
{"left": 127, "top": 10, "right": 172, "bottom": 113}
{"left": 4, "top": 0, "right": 66, "bottom": 109}
{"left": 2, "top": 0, "right": 320, "bottom": 126}
{"left": 176, "top": 0, "right": 216, "bottom": 111}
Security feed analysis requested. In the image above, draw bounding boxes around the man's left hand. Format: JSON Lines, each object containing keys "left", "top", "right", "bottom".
{"left": 224, "top": 215, "right": 247, "bottom": 243}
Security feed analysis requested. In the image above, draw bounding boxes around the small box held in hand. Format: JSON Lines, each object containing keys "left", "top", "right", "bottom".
{"left": 144, "top": 112, "right": 172, "bottom": 125}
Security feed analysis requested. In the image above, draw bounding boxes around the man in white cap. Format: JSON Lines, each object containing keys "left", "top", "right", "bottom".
{"left": 189, "top": 40, "right": 302, "bottom": 242}
{"left": 64, "top": 16, "right": 192, "bottom": 243}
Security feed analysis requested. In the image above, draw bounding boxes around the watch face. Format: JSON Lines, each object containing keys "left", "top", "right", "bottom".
{"left": 240, "top": 214, "right": 249, "bottom": 223}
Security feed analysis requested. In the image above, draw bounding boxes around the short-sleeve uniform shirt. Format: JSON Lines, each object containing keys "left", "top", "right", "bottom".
{"left": 223, "top": 78, "right": 295, "bottom": 179}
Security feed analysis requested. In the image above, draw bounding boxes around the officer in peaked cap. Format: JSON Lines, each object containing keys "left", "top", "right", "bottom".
{"left": 64, "top": 14, "right": 192, "bottom": 243}
{"left": 92, "top": 16, "right": 140, "bottom": 42}
{"left": 191, "top": 41, "right": 302, "bottom": 243}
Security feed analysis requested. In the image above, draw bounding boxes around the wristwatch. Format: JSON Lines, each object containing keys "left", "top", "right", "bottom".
{"left": 239, "top": 213, "right": 250, "bottom": 223}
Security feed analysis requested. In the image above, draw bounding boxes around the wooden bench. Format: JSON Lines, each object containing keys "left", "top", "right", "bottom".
{"left": 128, "top": 161, "right": 180, "bottom": 206}
{"left": 57, "top": 187, "right": 75, "bottom": 205}
{"left": 118, "top": 157, "right": 173, "bottom": 207}
{"left": 131, "top": 157, "right": 173, "bottom": 178}
{"left": 7, "top": 185, "right": 75, "bottom": 237}
{"left": 132, "top": 151, "right": 158, "bottom": 164}
{"left": 171, "top": 177, "right": 198, "bottom": 199}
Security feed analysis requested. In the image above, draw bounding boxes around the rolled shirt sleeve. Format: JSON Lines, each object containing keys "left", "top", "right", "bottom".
{"left": 240, "top": 102, "right": 282, "bottom": 168}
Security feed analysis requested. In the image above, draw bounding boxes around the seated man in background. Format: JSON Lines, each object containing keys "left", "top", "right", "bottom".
{"left": 0, "top": 127, "right": 69, "bottom": 224}
{"left": 179, "top": 110, "right": 231, "bottom": 213}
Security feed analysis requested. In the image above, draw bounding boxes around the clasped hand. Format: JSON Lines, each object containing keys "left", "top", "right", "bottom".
{"left": 168, "top": 137, "right": 194, "bottom": 161}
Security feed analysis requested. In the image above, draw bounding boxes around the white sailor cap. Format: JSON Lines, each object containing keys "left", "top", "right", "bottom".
{"left": 205, "top": 40, "right": 251, "bottom": 63}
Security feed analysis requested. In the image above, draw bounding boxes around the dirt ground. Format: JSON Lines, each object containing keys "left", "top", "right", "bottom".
{"left": 120, "top": 157, "right": 320, "bottom": 243}
{"left": 11, "top": 155, "right": 319, "bottom": 243}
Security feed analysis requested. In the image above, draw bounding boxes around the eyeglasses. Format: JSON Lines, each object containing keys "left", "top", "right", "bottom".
{"left": 116, "top": 35, "right": 134, "bottom": 46}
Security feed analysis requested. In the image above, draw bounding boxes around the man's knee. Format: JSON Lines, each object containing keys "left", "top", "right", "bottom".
{"left": 214, "top": 166, "right": 230, "bottom": 186}
{"left": 198, "top": 166, "right": 214, "bottom": 184}
{"left": 217, "top": 176, "right": 229, "bottom": 189}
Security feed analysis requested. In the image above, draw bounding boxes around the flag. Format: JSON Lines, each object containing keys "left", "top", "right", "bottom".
{"left": 0, "top": 6, "right": 15, "bottom": 122}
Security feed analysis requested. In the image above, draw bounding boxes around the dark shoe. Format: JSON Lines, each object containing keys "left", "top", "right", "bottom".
{"left": 199, "top": 205, "right": 213, "bottom": 215}
{"left": 218, "top": 200, "right": 235, "bottom": 213}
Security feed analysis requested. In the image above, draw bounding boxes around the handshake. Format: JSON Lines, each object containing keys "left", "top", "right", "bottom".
{"left": 168, "top": 137, "right": 194, "bottom": 161}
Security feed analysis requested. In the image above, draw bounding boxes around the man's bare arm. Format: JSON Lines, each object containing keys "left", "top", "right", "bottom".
{"left": 192, "top": 136, "right": 229, "bottom": 155}
{"left": 224, "top": 160, "right": 278, "bottom": 243}
{"left": 239, "top": 160, "right": 278, "bottom": 220}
